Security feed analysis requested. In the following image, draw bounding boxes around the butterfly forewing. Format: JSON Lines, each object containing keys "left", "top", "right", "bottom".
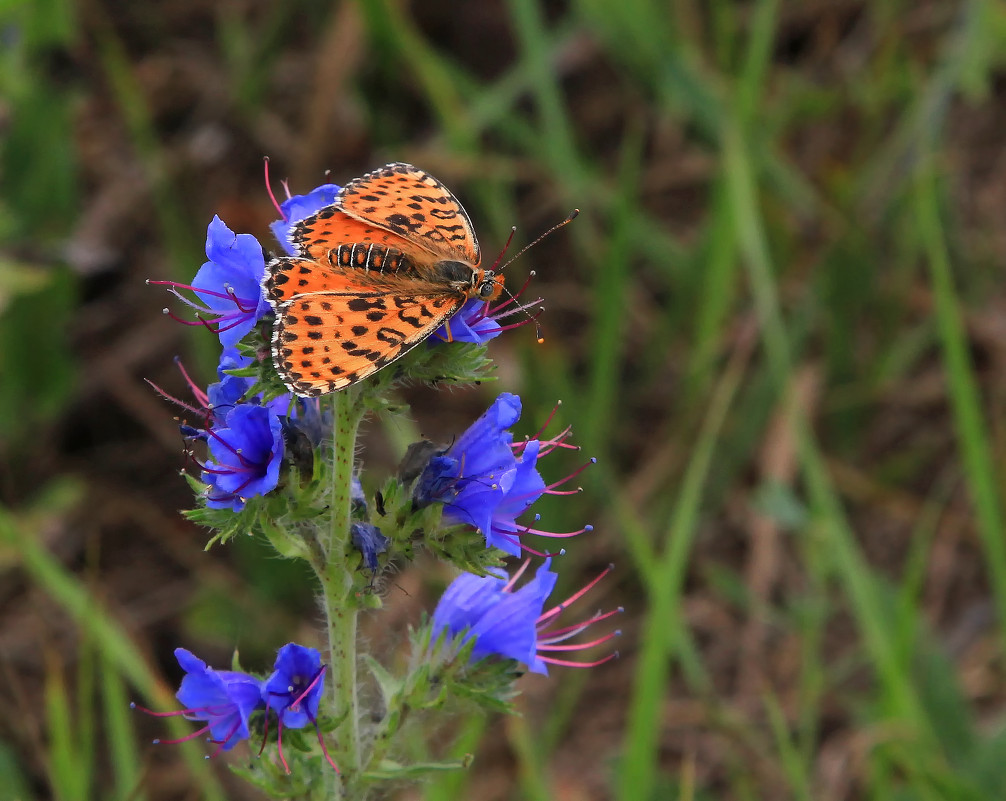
{"left": 336, "top": 163, "right": 481, "bottom": 266}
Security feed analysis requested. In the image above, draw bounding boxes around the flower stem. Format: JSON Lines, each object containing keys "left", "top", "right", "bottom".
{"left": 318, "top": 389, "right": 365, "bottom": 798}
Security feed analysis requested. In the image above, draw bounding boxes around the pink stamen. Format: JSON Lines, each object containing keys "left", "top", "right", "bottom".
{"left": 144, "top": 378, "right": 205, "bottom": 418}
{"left": 465, "top": 300, "right": 492, "bottom": 325}
{"left": 209, "top": 315, "right": 250, "bottom": 335}
{"left": 277, "top": 720, "right": 290, "bottom": 773}
{"left": 489, "top": 225, "right": 518, "bottom": 272}
{"left": 530, "top": 400, "right": 562, "bottom": 442}
{"left": 537, "top": 629, "right": 621, "bottom": 652}
{"left": 490, "top": 294, "right": 543, "bottom": 320}
{"left": 205, "top": 427, "right": 256, "bottom": 467}
{"left": 198, "top": 464, "right": 233, "bottom": 476}
{"left": 520, "top": 523, "right": 593, "bottom": 539}
{"left": 502, "top": 558, "right": 533, "bottom": 592}
{"left": 204, "top": 474, "right": 257, "bottom": 507}
{"left": 495, "top": 311, "right": 543, "bottom": 334}
{"left": 543, "top": 458, "right": 596, "bottom": 494}
{"left": 540, "top": 607, "right": 623, "bottom": 641}
{"left": 489, "top": 269, "right": 534, "bottom": 311}
{"left": 258, "top": 710, "right": 271, "bottom": 756}
{"left": 512, "top": 424, "right": 575, "bottom": 458}
{"left": 538, "top": 564, "right": 614, "bottom": 626}
{"left": 264, "top": 157, "right": 286, "bottom": 221}
{"left": 162, "top": 286, "right": 211, "bottom": 313}
{"left": 536, "top": 428, "right": 578, "bottom": 456}
{"left": 162, "top": 308, "right": 219, "bottom": 330}
{"left": 207, "top": 718, "right": 244, "bottom": 755}
{"left": 152, "top": 725, "right": 211, "bottom": 746}
{"left": 226, "top": 285, "right": 256, "bottom": 314}
{"left": 493, "top": 529, "right": 564, "bottom": 558}
{"left": 149, "top": 279, "right": 244, "bottom": 305}
{"left": 289, "top": 666, "right": 327, "bottom": 711}
{"left": 173, "top": 357, "right": 210, "bottom": 407}
{"left": 540, "top": 651, "right": 619, "bottom": 669}
{"left": 536, "top": 441, "right": 579, "bottom": 457}
{"left": 313, "top": 723, "right": 340, "bottom": 773}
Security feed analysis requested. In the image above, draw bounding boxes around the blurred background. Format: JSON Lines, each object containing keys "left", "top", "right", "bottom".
{"left": 3, "top": 0, "right": 1006, "bottom": 799}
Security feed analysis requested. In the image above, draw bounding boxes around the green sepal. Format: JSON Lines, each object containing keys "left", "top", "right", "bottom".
{"left": 372, "top": 473, "right": 509, "bottom": 575}
{"left": 405, "top": 341, "right": 497, "bottom": 388}
{"left": 258, "top": 512, "right": 311, "bottom": 560}
{"left": 418, "top": 617, "right": 521, "bottom": 715}
{"left": 363, "top": 654, "right": 403, "bottom": 709}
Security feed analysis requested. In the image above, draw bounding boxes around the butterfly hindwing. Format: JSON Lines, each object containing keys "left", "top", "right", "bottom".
{"left": 288, "top": 209, "right": 431, "bottom": 271}
{"left": 269, "top": 266, "right": 463, "bottom": 396}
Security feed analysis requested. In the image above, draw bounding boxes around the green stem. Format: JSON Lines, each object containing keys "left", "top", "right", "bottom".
{"left": 317, "top": 389, "right": 365, "bottom": 797}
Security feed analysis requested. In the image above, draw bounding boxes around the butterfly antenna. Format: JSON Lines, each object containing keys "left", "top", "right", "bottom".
{"left": 487, "top": 210, "right": 576, "bottom": 344}
{"left": 499, "top": 209, "right": 579, "bottom": 273}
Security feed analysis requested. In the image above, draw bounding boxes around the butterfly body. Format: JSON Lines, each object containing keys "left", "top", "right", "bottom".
{"left": 264, "top": 163, "right": 501, "bottom": 397}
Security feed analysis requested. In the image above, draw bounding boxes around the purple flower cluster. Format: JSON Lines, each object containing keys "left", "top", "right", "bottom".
{"left": 150, "top": 183, "right": 349, "bottom": 510}
{"left": 135, "top": 643, "right": 337, "bottom": 772}
{"left": 413, "top": 393, "right": 618, "bottom": 673}
{"left": 153, "top": 348, "right": 305, "bottom": 512}
{"left": 413, "top": 393, "right": 594, "bottom": 556}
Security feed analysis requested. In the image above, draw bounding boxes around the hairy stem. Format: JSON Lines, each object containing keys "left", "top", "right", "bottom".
{"left": 318, "top": 389, "right": 365, "bottom": 798}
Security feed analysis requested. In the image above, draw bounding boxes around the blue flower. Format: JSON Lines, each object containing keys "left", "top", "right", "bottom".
{"left": 270, "top": 183, "right": 341, "bottom": 255}
{"left": 203, "top": 404, "right": 285, "bottom": 511}
{"left": 263, "top": 643, "right": 325, "bottom": 729}
{"left": 170, "top": 648, "right": 264, "bottom": 750}
{"left": 432, "top": 560, "right": 557, "bottom": 674}
{"left": 414, "top": 393, "right": 522, "bottom": 544}
{"left": 134, "top": 644, "right": 340, "bottom": 771}
{"left": 206, "top": 347, "right": 256, "bottom": 414}
{"left": 151, "top": 217, "right": 271, "bottom": 348}
{"left": 351, "top": 522, "right": 390, "bottom": 571}
{"left": 484, "top": 439, "right": 546, "bottom": 552}
{"left": 413, "top": 394, "right": 594, "bottom": 556}
{"left": 432, "top": 560, "right": 621, "bottom": 676}
{"left": 261, "top": 643, "right": 339, "bottom": 773}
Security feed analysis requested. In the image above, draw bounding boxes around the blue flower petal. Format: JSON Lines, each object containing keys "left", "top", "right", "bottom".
{"left": 270, "top": 184, "right": 341, "bottom": 255}
{"left": 435, "top": 298, "right": 503, "bottom": 345}
{"left": 432, "top": 560, "right": 557, "bottom": 675}
{"left": 351, "top": 522, "right": 390, "bottom": 571}
{"left": 204, "top": 404, "right": 285, "bottom": 510}
{"left": 191, "top": 216, "right": 270, "bottom": 347}
{"left": 173, "top": 648, "right": 263, "bottom": 750}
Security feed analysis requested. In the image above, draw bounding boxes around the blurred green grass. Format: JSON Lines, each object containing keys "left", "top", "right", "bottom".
{"left": 3, "top": 0, "right": 1006, "bottom": 798}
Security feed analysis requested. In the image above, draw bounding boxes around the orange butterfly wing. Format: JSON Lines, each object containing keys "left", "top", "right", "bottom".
{"left": 333, "top": 162, "right": 481, "bottom": 266}
{"left": 267, "top": 258, "right": 464, "bottom": 396}
{"left": 289, "top": 203, "right": 435, "bottom": 270}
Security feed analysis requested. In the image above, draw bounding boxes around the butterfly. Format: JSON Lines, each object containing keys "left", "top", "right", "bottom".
{"left": 263, "top": 163, "right": 502, "bottom": 397}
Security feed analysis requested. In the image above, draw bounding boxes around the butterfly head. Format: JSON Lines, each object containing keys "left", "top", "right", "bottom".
{"left": 475, "top": 270, "right": 502, "bottom": 301}
{"left": 435, "top": 260, "right": 503, "bottom": 302}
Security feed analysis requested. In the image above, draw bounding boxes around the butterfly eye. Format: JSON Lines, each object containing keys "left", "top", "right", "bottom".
{"left": 477, "top": 278, "right": 497, "bottom": 299}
